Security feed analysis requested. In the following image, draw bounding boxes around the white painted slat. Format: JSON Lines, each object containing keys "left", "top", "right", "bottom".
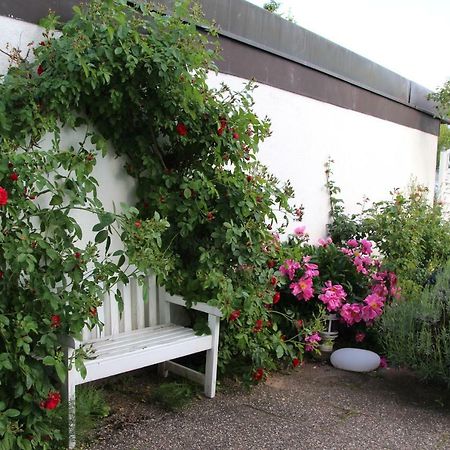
{"left": 136, "top": 278, "right": 146, "bottom": 329}
{"left": 109, "top": 286, "right": 120, "bottom": 336}
{"left": 102, "top": 288, "right": 112, "bottom": 337}
{"left": 82, "top": 325, "right": 91, "bottom": 342}
{"left": 148, "top": 274, "right": 158, "bottom": 326}
{"left": 97, "top": 302, "right": 106, "bottom": 339}
{"left": 122, "top": 282, "right": 133, "bottom": 333}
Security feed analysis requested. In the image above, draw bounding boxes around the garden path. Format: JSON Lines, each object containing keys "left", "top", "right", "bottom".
{"left": 85, "top": 362, "right": 450, "bottom": 450}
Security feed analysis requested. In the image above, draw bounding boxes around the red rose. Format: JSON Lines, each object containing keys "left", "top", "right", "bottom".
{"left": 74, "top": 252, "right": 81, "bottom": 259}
{"left": 176, "top": 122, "right": 187, "bottom": 136}
{"left": 41, "top": 391, "right": 61, "bottom": 410}
{"left": 37, "top": 65, "right": 44, "bottom": 76}
{"left": 253, "top": 319, "right": 263, "bottom": 333}
{"left": 9, "top": 173, "right": 18, "bottom": 181}
{"left": 272, "top": 292, "right": 281, "bottom": 304}
{"left": 292, "top": 358, "right": 300, "bottom": 368}
{"left": 270, "top": 276, "right": 277, "bottom": 286}
{"left": 0, "top": 187, "right": 8, "bottom": 206}
{"left": 229, "top": 310, "right": 241, "bottom": 321}
{"left": 217, "top": 126, "right": 225, "bottom": 136}
{"left": 206, "top": 212, "right": 215, "bottom": 221}
{"left": 50, "top": 314, "right": 61, "bottom": 328}
{"left": 267, "top": 260, "right": 276, "bottom": 269}
{"left": 232, "top": 132, "right": 239, "bottom": 140}
{"left": 134, "top": 220, "right": 142, "bottom": 228}
{"left": 295, "top": 319, "right": 304, "bottom": 328}
{"left": 246, "top": 175, "right": 253, "bottom": 182}
{"left": 252, "top": 368, "right": 264, "bottom": 381}
{"left": 219, "top": 117, "right": 227, "bottom": 128}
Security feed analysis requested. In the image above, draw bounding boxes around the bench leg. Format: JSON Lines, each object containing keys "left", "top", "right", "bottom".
{"left": 63, "top": 372, "right": 76, "bottom": 449}
{"left": 204, "top": 315, "right": 220, "bottom": 398}
{"left": 157, "top": 362, "right": 169, "bottom": 378}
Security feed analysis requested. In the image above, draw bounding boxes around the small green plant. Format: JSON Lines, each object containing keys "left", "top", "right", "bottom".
{"left": 52, "top": 386, "right": 110, "bottom": 446}
{"left": 380, "top": 261, "right": 450, "bottom": 385}
{"left": 150, "top": 381, "right": 196, "bottom": 411}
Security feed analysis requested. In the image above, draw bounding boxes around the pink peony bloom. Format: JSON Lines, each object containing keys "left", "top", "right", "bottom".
{"left": 379, "top": 356, "right": 388, "bottom": 368}
{"left": 340, "top": 303, "right": 362, "bottom": 326}
{"left": 360, "top": 239, "right": 373, "bottom": 255}
{"left": 347, "top": 239, "right": 358, "bottom": 248}
{"left": 293, "top": 225, "right": 306, "bottom": 236}
{"left": 371, "top": 283, "right": 388, "bottom": 298}
{"left": 318, "top": 237, "right": 333, "bottom": 247}
{"left": 361, "top": 294, "right": 384, "bottom": 322}
{"left": 340, "top": 247, "right": 353, "bottom": 256}
{"left": 305, "top": 344, "right": 314, "bottom": 352}
{"left": 355, "top": 331, "right": 366, "bottom": 342}
{"left": 279, "top": 259, "right": 301, "bottom": 280}
{"left": 305, "top": 332, "right": 321, "bottom": 344}
{"left": 290, "top": 276, "right": 314, "bottom": 301}
{"left": 318, "top": 281, "right": 347, "bottom": 312}
{"left": 304, "top": 262, "right": 319, "bottom": 278}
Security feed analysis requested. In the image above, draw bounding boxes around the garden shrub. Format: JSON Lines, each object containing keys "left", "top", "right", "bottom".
{"left": 0, "top": 1, "right": 303, "bottom": 447}
{"left": 326, "top": 161, "right": 450, "bottom": 298}
{"left": 273, "top": 229, "right": 398, "bottom": 350}
{"left": 380, "top": 261, "right": 450, "bottom": 385}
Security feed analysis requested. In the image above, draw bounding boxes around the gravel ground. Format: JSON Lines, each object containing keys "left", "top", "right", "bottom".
{"left": 84, "top": 362, "right": 450, "bottom": 450}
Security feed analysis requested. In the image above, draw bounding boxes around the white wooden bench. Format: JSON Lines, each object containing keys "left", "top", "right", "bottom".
{"left": 63, "top": 275, "right": 221, "bottom": 449}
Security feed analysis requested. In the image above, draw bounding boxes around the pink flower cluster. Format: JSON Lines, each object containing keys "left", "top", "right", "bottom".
{"left": 318, "top": 281, "right": 347, "bottom": 312}
{"left": 340, "top": 293, "right": 386, "bottom": 326}
{"left": 280, "top": 256, "right": 319, "bottom": 301}
{"left": 341, "top": 239, "right": 374, "bottom": 275}
{"left": 304, "top": 332, "right": 321, "bottom": 352}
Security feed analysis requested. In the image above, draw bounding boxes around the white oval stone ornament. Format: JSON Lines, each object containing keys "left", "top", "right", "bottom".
{"left": 330, "top": 348, "right": 380, "bottom": 372}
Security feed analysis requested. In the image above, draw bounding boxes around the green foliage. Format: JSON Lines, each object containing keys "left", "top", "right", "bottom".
{"left": 326, "top": 160, "right": 450, "bottom": 296}
{"left": 52, "top": 386, "right": 110, "bottom": 445}
{"left": 363, "top": 186, "right": 450, "bottom": 292}
{"left": 0, "top": 0, "right": 300, "bottom": 446}
{"left": 264, "top": 1, "right": 282, "bottom": 13}
{"left": 380, "top": 261, "right": 450, "bottom": 385}
{"left": 438, "top": 124, "right": 450, "bottom": 153}
{"left": 150, "top": 381, "right": 196, "bottom": 411}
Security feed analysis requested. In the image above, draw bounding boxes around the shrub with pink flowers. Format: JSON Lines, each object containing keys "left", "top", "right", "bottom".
{"left": 273, "top": 231, "right": 399, "bottom": 347}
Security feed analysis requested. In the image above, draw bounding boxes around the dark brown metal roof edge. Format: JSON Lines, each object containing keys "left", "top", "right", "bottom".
{"left": 0, "top": 0, "right": 444, "bottom": 129}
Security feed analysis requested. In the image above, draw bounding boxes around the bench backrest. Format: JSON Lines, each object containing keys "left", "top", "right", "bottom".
{"left": 81, "top": 275, "right": 161, "bottom": 342}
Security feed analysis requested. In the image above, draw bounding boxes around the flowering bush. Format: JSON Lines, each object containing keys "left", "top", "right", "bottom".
{"left": 274, "top": 231, "right": 399, "bottom": 346}
{"left": 0, "top": 1, "right": 305, "bottom": 446}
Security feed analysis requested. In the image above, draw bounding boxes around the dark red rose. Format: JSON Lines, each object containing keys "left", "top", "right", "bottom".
{"left": 296, "top": 319, "right": 304, "bottom": 328}
{"left": 232, "top": 132, "right": 239, "bottom": 140}
{"left": 252, "top": 368, "right": 264, "bottom": 381}
{"left": 292, "top": 358, "right": 300, "bottom": 368}
{"left": 176, "top": 122, "right": 188, "bottom": 136}
{"left": 272, "top": 292, "right": 281, "bottom": 304}
{"left": 50, "top": 314, "right": 61, "bottom": 328}
{"left": 206, "top": 212, "right": 215, "bottom": 221}
{"left": 253, "top": 319, "right": 263, "bottom": 333}
{"left": 37, "top": 65, "right": 44, "bottom": 76}
{"left": 0, "top": 187, "right": 8, "bottom": 206}
{"left": 74, "top": 252, "right": 81, "bottom": 259}
{"left": 9, "top": 172, "right": 18, "bottom": 182}
{"left": 270, "top": 276, "right": 277, "bottom": 286}
{"left": 267, "top": 260, "right": 276, "bottom": 269}
{"left": 217, "top": 126, "right": 225, "bottom": 136}
{"left": 40, "top": 391, "right": 61, "bottom": 410}
{"left": 229, "top": 310, "right": 241, "bottom": 321}
{"left": 246, "top": 175, "right": 253, "bottom": 182}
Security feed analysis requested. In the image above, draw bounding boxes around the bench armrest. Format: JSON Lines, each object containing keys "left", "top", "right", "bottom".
{"left": 162, "top": 293, "right": 222, "bottom": 317}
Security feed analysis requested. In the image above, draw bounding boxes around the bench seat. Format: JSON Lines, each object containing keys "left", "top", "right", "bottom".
{"left": 75, "top": 324, "right": 213, "bottom": 384}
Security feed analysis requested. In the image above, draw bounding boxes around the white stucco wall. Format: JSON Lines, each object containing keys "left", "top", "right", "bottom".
{"left": 208, "top": 73, "right": 438, "bottom": 241}
{"left": 0, "top": 16, "right": 438, "bottom": 243}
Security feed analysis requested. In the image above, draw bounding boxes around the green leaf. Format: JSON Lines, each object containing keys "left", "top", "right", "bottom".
{"left": 95, "top": 230, "right": 108, "bottom": 243}
{"left": 276, "top": 345, "right": 284, "bottom": 359}
{"left": 43, "top": 356, "right": 56, "bottom": 366}
{"left": 4, "top": 409, "right": 20, "bottom": 418}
